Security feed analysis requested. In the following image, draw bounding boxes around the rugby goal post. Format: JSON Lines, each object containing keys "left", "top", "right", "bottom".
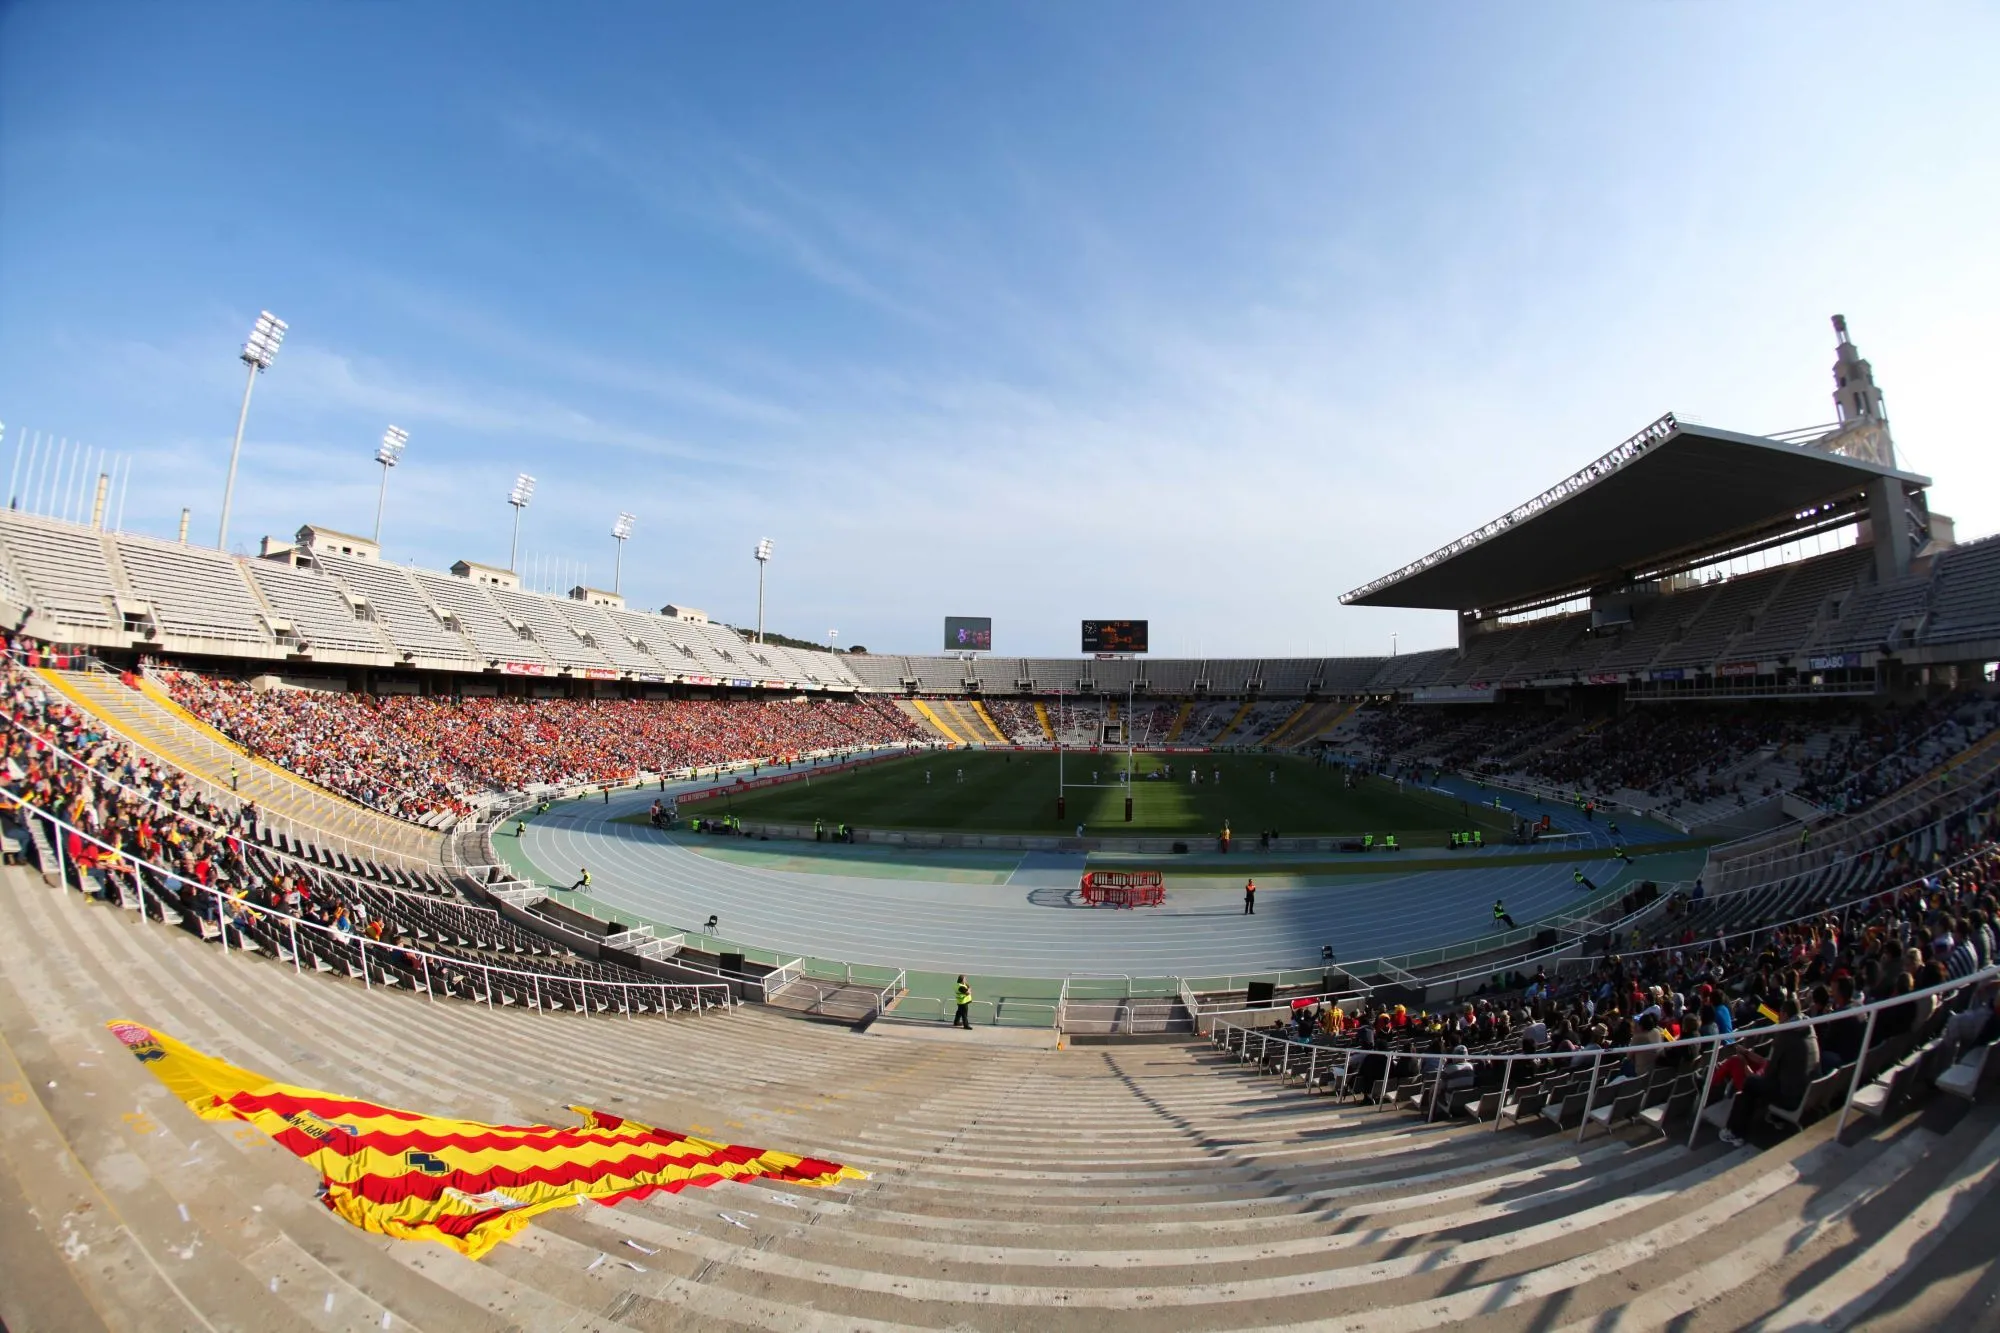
{"left": 1078, "top": 869, "right": 1165, "bottom": 908}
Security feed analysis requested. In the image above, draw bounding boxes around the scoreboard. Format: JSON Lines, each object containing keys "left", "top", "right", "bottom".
{"left": 944, "top": 616, "right": 993, "bottom": 651}
{"left": 1081, "top": 620, "right": 1148, "bottom": 653}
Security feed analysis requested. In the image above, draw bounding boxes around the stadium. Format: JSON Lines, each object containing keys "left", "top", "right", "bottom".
{"left": 1, "top": 296, "right": 1998, "bottom": 1333}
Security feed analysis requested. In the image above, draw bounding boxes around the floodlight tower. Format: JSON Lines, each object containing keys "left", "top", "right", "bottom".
{"left": 753, "top": 538, "right": 773, "bottom": 643}
{"left": 372, "top": 426, "right": 408, "bottom": 543}
{"left": 611, "top": 511, "right": 636, "bottom": 594}
{"left": 507, "top": 473, "right": 536, "bottom": 572}
{"left": 217, "top": 310, "right": 287, "bottom": 549}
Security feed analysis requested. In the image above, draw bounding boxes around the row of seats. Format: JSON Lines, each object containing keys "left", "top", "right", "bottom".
{"left": 1212, "top": 992, "right": 1991, "bottom": 1143}
{"left": 0, "top": 511, "right": 864, "bottom": 686}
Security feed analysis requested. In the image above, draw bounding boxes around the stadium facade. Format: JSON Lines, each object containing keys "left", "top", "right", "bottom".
{"left": 0, "top": 317, "right": 1994, "bottom": 711}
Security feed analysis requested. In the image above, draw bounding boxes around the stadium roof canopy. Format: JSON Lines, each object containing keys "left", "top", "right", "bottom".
{"left": 1341, "top": 414, "right": 1931, "bottom": 614}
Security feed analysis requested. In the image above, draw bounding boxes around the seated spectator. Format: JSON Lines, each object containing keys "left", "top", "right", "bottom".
{"left": 1720, "top": 996, "right": 1818, "bottom": 1147}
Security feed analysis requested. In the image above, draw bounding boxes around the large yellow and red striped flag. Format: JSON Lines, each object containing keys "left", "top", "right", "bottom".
{"left": 108, "top": 1020, "right": 865, "bottom": 1259}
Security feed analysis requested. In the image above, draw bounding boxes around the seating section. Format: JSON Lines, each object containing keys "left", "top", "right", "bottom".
{"left": 247, "top": 560, "right": 394, "bottom": 655}
{"left": 843, "top": 653, "right": 908, "bottom": 689}
{"left": 112, "top": 534, "right": 274, "bottom": 643}
{"left": 1652, "top": 567, "right": 1787, "bottom": 668}
{"left": 410, "top": 568, "right": 551, "bottom": 666}
{"left": 315, "top": 553, "right": 480, "bottom": 664}
{"left": 0, "top": 508, "right": 1997, "bottom": 694}
{"left": 1811, "top": 574, "right": 1932, "bottom": 654}
{"left": 8, "top": 856, "right": 1995, "bottom": 1331}
{"left": 1926, "top": 536, "right": 2000, "bottom": 644}
{"left": 491, "top": 587, "right": 621, "bottom": 671}
{"left": 1726, "top": 547, "right": 1873, "bottom": 661}
{"left": 0, "top": 511, "right": 120, "bottom": 629}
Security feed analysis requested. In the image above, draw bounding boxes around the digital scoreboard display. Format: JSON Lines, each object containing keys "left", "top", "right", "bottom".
{"left": 1082, "top": 620, "right": 1148, "bottom": 653}
{"left": 944, "top": 616, "right": 993, "bottom": 651}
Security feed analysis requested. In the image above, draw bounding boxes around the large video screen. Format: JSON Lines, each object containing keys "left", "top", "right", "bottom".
{"left": 1082, "top": 619, "right": 1148, "bottom": 653}
{"left": 944, "top": 616, "right": 993, "bottom": 651}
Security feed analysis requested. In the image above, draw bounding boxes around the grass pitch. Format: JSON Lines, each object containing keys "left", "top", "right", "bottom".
{"left": 685, "top": 751, "right": 1515, "bottom": 843}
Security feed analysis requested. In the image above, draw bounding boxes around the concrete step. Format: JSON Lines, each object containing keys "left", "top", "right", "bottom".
{"left": 3, "top": 864, "right": 1991, "bottom": 1332}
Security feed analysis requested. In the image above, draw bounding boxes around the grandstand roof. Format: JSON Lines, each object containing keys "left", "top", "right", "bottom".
{"left": 1342, "top": 414, "right": 1931, "bottom": 613}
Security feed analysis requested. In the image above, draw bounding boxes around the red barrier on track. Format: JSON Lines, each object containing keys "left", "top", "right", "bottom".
{"left": 1078, "top": 870, "right": 1165, "bottom": 908}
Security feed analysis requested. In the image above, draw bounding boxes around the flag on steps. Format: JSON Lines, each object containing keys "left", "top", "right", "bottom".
{"left": 106, "top": 1019, "right": 865, "bottom": 1259}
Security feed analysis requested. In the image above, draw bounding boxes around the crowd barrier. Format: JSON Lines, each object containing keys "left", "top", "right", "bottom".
{"left": 1212, "top": 962, "right": 1999, "bottom": 1148}
{"left": 4, "top": 791, "right": 736, "bottom": 1018}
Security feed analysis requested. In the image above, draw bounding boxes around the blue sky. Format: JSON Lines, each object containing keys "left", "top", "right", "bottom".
{"left": 2, "top": 3, "right": 1995, "bottom": 657}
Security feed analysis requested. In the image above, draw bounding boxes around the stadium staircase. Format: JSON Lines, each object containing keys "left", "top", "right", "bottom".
{"left": 1033, "top": 700, "right": 1057, "bottom": 743}
{"left": 903, "top": 698, "right": 962, "bottom": 744}
{"left": 35, "top": 667, "right": 443, "bottom": 865}
{"left": 4, "top": 866, "right": 1998, "bottom": 1332}
{"left": 1264, "top": 698, "right": 1360, "bottom": 750}
{"left": 966, "top": 700, "right": 1009, "bottom": 745}
{"left": 1210, "top": 698, "right": 1255, "bottom": 745}
{"left": 1161, "top": 700, "right": 1192, "bottom": 743}
{"left": 1258, "top": 700, "right": 1314, "bottom": 747}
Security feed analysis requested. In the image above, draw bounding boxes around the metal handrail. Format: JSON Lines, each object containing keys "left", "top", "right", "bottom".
{"left": 12, "top": 794, "right": 736, "bottom": 1015}
{"left": 1197, "top": 824, "right": 1996, "bottom": 1028}
{"left": 1211, "top": 963, "right": 1998, "bottom": 1146}
{"left": 24, "top": 663, "right": 444, "bottom": 870}
{"left": 2, "top": 707, "right": 476, "bottom": 908}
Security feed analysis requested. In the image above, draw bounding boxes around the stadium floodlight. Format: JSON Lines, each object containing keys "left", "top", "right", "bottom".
{"left": 753, "top": 538, "right": 773, "bottom": 643}
{"left": 372, "top": 425, "right": 408, "bottom": 544}
{"left": 611, "top": 511, "right": 636, "bottom": 594}
{"left": 217, "top": 309, "right": 288, "bottom": 550}
{"left": 507, "top": 472, "right": 536, "bottom": 571}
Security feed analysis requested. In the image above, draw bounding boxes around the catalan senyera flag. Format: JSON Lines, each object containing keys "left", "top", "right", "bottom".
{"left": 108, "top": 1020, "right": 865, "bottom": 1259}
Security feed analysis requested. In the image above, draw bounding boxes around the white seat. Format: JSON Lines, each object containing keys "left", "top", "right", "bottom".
{"left": 1938, "top": 1047, "right": 1990, "bottom": 1101}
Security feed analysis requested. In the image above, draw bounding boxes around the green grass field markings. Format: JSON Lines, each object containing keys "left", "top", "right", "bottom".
{"left": 510, "top": 794, "right": 1703, "bottom": 893}
{"left": 699, "top": 749, "right": 1522, "bottom": 840}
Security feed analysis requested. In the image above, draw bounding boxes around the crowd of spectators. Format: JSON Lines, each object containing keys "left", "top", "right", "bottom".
{"left": 0, "top": 658, "right": 368, "bottom": 944}
{"left": 1255, "top": 776, "right": 2000, "bottom": 1135}
{"left": 984, "top": 699, "right": 1047, "bottom": 745}
{"left": 0, "top": 656, "right": 681, "bottom": 1006}
{"left": 1792, "top": 695, "right": 2000, "bottom": 812}
{"left": 164, "top": 672, "right": 924, "bottom": 821}
{"left": 1344, "top": 694, "right": 1997, "bottom": 824}
{"left": 1516, "top": 707, "right": 1800, "bottom": 808}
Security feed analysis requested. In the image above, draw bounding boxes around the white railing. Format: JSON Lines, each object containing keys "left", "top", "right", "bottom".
{"left": 1196, "top": 823, "right": 1995, "bottom": 1031}
{"left": 19, "top": 662, "right": 444, "bottom": 871}
{"left": 760, "top": 958, "right": 806, "bottom": 1002}
{"left": 0, "top": 706, "right": 461, "bottom": 907}
{"left": 1210, "top": 962, "right": 1998, "bottom": 1147}
{"left": 9, "top": 792, "right": 735, "bottom": 1017}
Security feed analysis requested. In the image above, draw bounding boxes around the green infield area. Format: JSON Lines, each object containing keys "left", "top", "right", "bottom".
{"left": 676, "top": 751, "right": 1517, "bottom": 843}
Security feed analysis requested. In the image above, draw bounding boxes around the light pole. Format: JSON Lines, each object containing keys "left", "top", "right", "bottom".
{"left": 611, "top": 511, "right": 636, "bottom": 594}
{"left": 507, "top": 473, "right": 536, "bottom": 572}
{"left": 828, "top": 629, "right": 838, "bottom": 652}
{"left": 372, "top": 426, "right": 407, "bottom": 544}
{"left": 753, "top": 538, "right": 772, "bottom": 643}
{"left": 218, "top": 310, "right": 287, "bottom": 549}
